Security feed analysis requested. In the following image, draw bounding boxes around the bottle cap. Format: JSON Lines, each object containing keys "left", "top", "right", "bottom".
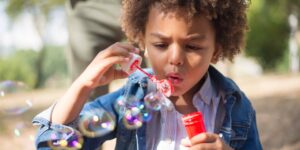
{"left": 121, "top": 53, "right": 142, "bottom": 75}
{"left": 182, "top": 112, "right": 206, "bottom": 139}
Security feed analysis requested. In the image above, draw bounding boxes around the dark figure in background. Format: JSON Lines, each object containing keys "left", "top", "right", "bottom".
{"left": 65, "top": 0, "right": 123, "bottom": 98}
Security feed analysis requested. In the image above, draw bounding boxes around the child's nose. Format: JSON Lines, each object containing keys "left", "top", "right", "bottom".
{"left": 169, "top": 46, "right": 184, "bottom": 66}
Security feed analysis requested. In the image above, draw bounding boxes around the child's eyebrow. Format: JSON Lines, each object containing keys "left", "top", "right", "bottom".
{"left": 186, "top": 34, "right": 206, "bottom": 41}
{"left": 150, "top": 32, "right": 170, "bottom": 39}
{"left": 150, "top": 32, "right": 206, "bottom": 41}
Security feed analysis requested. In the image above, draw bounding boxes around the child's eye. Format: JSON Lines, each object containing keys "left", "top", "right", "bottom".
{"left": 186, "top": 45, "right": 202, "bottom": 51}
{"left": 153, "top": 43, "right": 168, "bottom": 49}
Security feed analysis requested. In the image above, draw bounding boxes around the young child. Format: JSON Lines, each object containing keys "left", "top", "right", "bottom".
{"left": 33, "top": 0, "right": 262, "bottom": 149}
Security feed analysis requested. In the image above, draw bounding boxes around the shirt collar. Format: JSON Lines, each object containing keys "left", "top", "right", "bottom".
{"left": 193, "top": 72, "right": 217, "bottom": 105}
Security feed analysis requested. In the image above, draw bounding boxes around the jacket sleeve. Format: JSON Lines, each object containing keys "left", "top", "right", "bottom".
{"left": 239, "top": 110, "right": 263, "bottom": 150}
{"left": 32, "top": 87, "right": 124, "bottom": 150}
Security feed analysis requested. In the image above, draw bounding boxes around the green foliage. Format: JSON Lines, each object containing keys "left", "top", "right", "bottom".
{"left": 0, "top": 46, "right": 68, "bottom": 88}
{"left": 0, "top": 50, "right": 38, "bottom": 87}
{"left": 276, "top": 49, "right": 290, "bottom": 73}
{"left": 246, "top": 0, "right": 291, "bottom": 70}
{"left": 42, "top": 46, "right": 68, "bottom": 82}
{"left": 245, "top": 0, "right": 300, "bottom": 71}
{"left": 5, "top": 0, "right": 66, "bottom": 20}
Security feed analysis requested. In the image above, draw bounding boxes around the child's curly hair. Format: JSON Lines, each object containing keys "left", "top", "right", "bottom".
{"left": 121, "top": 0, "right": 249, "bottom": 61}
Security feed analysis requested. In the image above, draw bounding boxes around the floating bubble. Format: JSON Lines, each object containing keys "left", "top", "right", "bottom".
{"left": 140, "top": 108, "right": 152, "bottom": 122}
{"left": 3, "top": 99, "right": 33, "bottom": 115}
{"left": 144, "top": 92, "right": 164, "bottom": 111}
{"left": 0, "top": 80, "right": 28, "bottom": 95}
{"left": 0, "top": 91, "right": 4, "bottom": 97}
{"left": 78, "top": 108, "right": 116, "bottom": 138}
{"left": 125, "top": 95, "right": 141, "bottom": 108}
{"left": 47, "top": 127, "right": 83, "bottom": 150}
{"left": 114, "top": 95, "right": 141, "bottom": 115}
{"left": 114, "top": 96, "right": 127, "bottom": 115}
{"left": 14, "top": 128, "right": 21, "bottom": 137}
{"left": 123, "top": 107, "right": 143, "bottom": 129}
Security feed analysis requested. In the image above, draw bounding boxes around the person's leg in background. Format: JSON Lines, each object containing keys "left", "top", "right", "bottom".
{"left": 65, "top": 0, "right": 123, "bottom": 99}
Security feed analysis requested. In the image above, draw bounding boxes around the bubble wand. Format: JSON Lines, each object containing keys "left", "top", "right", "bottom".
{"left": 121, "top": 53, "right": 174, "bottom": 97}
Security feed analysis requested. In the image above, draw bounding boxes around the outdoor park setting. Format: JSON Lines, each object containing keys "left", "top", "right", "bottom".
{"left": 0, "top": 0, "right": 300, "bottom": 149}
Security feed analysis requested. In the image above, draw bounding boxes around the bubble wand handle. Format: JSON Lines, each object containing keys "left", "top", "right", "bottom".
{"left": 134, "top": 65, "right": 157, "bottom": 82}
{"left": 133, "top": 64, "right": 173, "bottom": 97}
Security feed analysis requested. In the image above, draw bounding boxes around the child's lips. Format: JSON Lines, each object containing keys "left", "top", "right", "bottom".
{"left": 166, "top": 73, "right": 183, "bottom": 85}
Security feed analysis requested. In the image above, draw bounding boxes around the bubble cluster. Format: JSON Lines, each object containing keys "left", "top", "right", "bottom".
{"left": 113, "top": 88, "right": 174, "bottom": 130}
{"left": 47, "top": 127, "right": 83, "bottom": 150}
{"left": 123, "top": 107, "right": 143, "bottom": 129}
{"left": 78, "top": 108, "right": 116, "bottom": 138}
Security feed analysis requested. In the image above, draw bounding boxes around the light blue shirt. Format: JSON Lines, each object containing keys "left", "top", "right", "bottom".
{"left": 151, "top": 73, "right": 220, "bottom": 150}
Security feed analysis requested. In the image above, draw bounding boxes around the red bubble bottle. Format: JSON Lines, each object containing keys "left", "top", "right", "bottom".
{"left": 182, "top": 112, "right": 206, "bottom": 139}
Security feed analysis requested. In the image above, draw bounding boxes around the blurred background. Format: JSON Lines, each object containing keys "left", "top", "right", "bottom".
{"left": 0, "top": 0, "right": 300, "bottom": 149}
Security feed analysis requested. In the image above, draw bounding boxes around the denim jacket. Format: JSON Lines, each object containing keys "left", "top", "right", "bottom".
{"left": 33, "top": 66, "right": 262, "bottom": 150}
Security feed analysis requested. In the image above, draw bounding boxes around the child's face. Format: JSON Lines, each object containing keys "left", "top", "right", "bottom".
{"left": 144, "top": 6, "right": 218, "bottom": 96}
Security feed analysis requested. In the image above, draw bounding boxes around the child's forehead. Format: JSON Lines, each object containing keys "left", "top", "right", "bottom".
{"left": 149, "top": 2, "right": 210, "bottom": 20}
{"left": 148, "top": 5, "right": 209, "bottom": 25}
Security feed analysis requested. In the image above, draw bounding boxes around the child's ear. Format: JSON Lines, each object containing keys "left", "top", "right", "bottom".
{"left": 211, "top": 44, "right": 222, "bottom": 64}
{"left": 139, "top": 36, "right": 148, "bottom": 58}
{"left": 144, "top": 47, "right": 149, "bottom": 58}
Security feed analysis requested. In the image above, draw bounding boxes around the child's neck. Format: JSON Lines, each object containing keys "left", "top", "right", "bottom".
{"left": 170, "top": 75, "right": 207, "bottom": 115}
{"left": 171, "top": 96, "right": 197, "bottom": 114}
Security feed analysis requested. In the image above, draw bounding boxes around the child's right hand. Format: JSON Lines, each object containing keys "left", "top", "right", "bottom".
{"left": 51, "top": 42, "right": 140, "bottom": 124}
{"left": 181, "top": 133, "right": 233, "bottom": 150}
{"left": 75, "top": 42, "right": 139, "bottom": 89}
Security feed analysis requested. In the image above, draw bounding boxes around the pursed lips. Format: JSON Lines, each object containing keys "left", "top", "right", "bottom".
{"left": 166, "top": 73, "right": 184, "bottom": 85}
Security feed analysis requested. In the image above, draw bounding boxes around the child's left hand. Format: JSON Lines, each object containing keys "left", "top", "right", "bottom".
{"left": 181, "top": 133, "right": 233, "bottom": 150}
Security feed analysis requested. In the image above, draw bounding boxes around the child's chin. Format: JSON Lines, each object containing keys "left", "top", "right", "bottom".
{"left": 170, "top": 91, "right": 185, "bottom": 97}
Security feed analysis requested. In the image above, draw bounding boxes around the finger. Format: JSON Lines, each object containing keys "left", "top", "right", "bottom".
{"left": 95, "top": 56, "right": 130, "bottom": 75}
{"left": 190, "top": 133, "right": 218, "bottom": 145}
{"left": 117, "top": 42, "right": 140, "bottom": 54}
{"left": 181, "top": 138, "right": 191, "bottom": 147}
{"left": 113, "top": 70, "right": 129, "bottom": 79}
{"left": 190, "top": 143, "right": 216, "bottom": 150}
{"left": 97, "top": 43, "right": 132, "bottom": 59}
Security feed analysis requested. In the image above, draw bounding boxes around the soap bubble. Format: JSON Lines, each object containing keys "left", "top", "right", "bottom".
{"left": 123, "top": 107, "right": 143, "bottom": 129}
{"left": 13, "top": 122, "right": 32, "bottom": 137}
{"left": 3, "top": 99, "right": 33, "bottom": 115}
{"left": 0, "top": 80, "right": 28, "bottom": 95}
{"left": 125, "top": 95, "right": 141, "bottom": 108}
{"left": 140, "top": 108, "right": 152, "bottom": 122}
{"left": 114, "top": 95, "right": 141, "bottom": 115}
{"left": 144, "top": 92, "right": 164, "bottom": 111}
{"left": 47, "top": 127, "right": 83, "bottom": 150}
{"left": 78, "top": 108, "right": 116, "bottom": 137}
{"left": 114, "top": 96, "right": 127, "bottom": 115}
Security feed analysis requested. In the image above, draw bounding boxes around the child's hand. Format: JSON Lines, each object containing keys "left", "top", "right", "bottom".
{"left": 181, "top": 133, "right": 233, "bottom": 150}
{"left": 75, "top": 42, "right": 139, "bottom": 89}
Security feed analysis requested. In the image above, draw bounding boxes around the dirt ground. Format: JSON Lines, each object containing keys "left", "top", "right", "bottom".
{"left": 0, "top": 74, "right": 299, "bottom": 150}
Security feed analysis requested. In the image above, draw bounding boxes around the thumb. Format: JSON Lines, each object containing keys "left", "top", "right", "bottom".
{"left": 181, "top": 138, "right": 191, "bottom": 147}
